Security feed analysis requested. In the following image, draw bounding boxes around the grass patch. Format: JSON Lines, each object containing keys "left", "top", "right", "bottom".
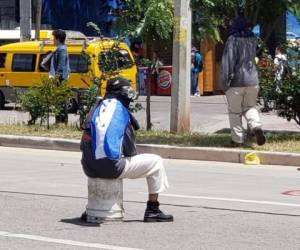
{"left": 0, "top": 124, "right": 299, "bottom": 153}
{"left": 0, "top": 124, "right": 82, "bottom": 139}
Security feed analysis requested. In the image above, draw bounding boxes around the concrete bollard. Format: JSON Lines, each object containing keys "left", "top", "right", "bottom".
{"left": 86, "top": 177, "right": 124, "bottom": 223}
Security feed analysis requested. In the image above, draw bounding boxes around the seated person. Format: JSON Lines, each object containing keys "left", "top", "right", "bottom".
{"left": 80, "top": 77, "right": 173, "bottom": 222}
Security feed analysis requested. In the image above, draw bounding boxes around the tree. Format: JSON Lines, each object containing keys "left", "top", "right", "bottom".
{"left": 191, "top": 0, "right": 300, "bottom": 55}
{"left": 258, "top": 46, "right": 300, "bottom": 126}
{"left": 114, "top": 0, "right": 174, "bottom": 41}
{"left": 115, "top": 0, "right": 300, "bottom": 47}
{"left": 114, "top": 0, "right": 174, "bottom": 130}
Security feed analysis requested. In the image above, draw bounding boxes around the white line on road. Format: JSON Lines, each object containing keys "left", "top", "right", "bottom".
{"left": 0, "top": 231, "right": 144, "bottom": 250}
{"left": 153, "top": 193, "right": 300, "bottom": 208}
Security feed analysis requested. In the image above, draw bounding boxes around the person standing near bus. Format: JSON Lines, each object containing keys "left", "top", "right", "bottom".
{"left": 51, "top": 29, "right": 70, "bottom": 124}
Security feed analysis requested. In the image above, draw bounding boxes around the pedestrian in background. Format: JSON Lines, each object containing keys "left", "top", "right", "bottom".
{"left": 274, "top": 46, "right": 288, "bottom": 83}
{"left": 220, "top": 12, "right": 266, "bottom": 146}
{"left": 151, "top": 51, "right": 163, "bottom": 76}
{"left": 191, "top": 47, "right": 203, "bottom": 97}
{"left": 52, "top": 29, "right": 70, "bottom": 124}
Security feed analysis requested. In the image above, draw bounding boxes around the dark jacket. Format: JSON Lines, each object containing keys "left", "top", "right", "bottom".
{"left": 80, "top": 99, "right": 139, "bottom": 179}
{"left": 220, "top": 35, "right": 259, "bottom": 91}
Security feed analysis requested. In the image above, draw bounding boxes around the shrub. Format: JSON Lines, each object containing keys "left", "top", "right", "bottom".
{"left": 16, "top": 78, "right": 73, "bottom": 128}
{"left": 258, "top": 45, "right": 300, "bottom": 125}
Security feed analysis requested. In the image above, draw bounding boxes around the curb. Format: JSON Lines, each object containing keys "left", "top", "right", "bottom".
{"left": 0, "top": 134, "right": 299, "bottom": 167}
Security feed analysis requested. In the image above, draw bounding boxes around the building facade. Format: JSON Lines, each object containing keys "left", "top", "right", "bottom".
{"left": 0, "top": 0, "right": 119, "bottom": 36}
{"left": 0, "top": 0, "right": 18, "bottom": 29}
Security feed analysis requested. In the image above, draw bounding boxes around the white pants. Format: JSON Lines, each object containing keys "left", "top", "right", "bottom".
{"left": 226, "top": 86, "right": 262, "bottom": 143}
{"left": 118, "top": 154, "right": 169, "bottom": 194}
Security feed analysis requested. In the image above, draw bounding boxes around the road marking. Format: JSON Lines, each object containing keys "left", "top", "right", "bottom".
{"left": 152, "top": 193, "right": 300, "bottom": 208}
{"left": 0, "top": 231, "right": 144, "bottom": 250}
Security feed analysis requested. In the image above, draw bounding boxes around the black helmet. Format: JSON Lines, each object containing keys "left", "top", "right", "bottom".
{"left": 106, "top": 77, "right": 137, "bottom": 102}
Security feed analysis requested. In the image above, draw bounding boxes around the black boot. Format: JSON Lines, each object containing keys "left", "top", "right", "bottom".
{"left": 253, "top": 127, "right": 266, "bottom": 146}
{"left": 144, "top": 201, "right": 174, "bottom": 222}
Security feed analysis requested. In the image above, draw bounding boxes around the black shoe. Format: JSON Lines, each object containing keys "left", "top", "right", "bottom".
{"left": 144, "top": 201, "right": 174, "bottom": 222}
{"left": 254, "top": 128, "right": 266, "bottom": 146}
{"left": 80, "top": 211, "right": 87, "bottom": 222}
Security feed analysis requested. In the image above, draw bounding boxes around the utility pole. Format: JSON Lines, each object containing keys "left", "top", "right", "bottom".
{"left": 20, "top": 0, "right": 32, "bottom": 41}
{"left": 170, "top": 0, "right": 192, "bottom": 133}
{"left": 35, "top": 0, "right": 43, "bottom": 40}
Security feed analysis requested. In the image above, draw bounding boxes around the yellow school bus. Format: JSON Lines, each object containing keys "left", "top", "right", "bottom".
{"left": 0, "top": 33, "right": 137, "bottom": 110}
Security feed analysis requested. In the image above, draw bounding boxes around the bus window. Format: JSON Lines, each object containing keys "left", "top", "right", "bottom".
{"left": 39, "top": 54, "right": 88, "bottom": 73}
{"left": 12, "top": 54, "right": 37, "bottom": 72}
{"left": 0, "top": 53, "right": 6, "bottom": 68}
{"left": 39, "top": 53, "right": 52, "bottom": 72}
{"left": 99, "top": 49, "right": 134, "bottom": 73}
{"left": 69, "top": 54, "right": 88, "bottom": 73}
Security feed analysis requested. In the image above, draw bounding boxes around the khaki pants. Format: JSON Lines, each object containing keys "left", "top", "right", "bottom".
{"left": 226, "top": 86, "right": 262, "bottom": 143}
{"left": 118, "top": 154, "right": 169, "bottom": 194}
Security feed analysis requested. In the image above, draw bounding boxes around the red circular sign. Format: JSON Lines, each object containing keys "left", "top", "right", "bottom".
{"left": 158, "top": 70, "right": 172, "bottom": 90}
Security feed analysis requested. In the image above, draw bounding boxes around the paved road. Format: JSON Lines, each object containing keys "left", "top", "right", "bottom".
{"left": 0, "top": 146, "right": 300, "bottom": 250}
{"left": 1, "top": 96, "right": 299, "bottom": 132}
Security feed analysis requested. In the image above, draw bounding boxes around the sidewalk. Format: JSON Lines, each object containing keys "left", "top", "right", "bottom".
{"left": 135, "top": 96, "right": 300, "bottom": 133}
{"left": 0, "top": 134, "right": 299, "bottom": 167}
{"left": 0, "top": 96, "right": 299, "bottom": 133}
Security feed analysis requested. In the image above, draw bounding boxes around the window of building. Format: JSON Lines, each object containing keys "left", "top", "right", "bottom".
{"left": 0, "top": 53, "right": 6, "bottom": 68}
{"left": 12, "top": 54, "right": 37, "bottom": 72}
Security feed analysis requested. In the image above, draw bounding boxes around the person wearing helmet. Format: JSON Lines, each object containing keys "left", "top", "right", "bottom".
{"left": 80, "top": 77, "right": 173, "bottom": 223}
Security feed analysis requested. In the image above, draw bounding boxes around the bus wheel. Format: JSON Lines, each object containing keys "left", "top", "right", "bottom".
{"left": 0, "top": 92, "right": 5, "bottom": 110}
{"left": 67, "top": 98, "right": 78, "bottom": 114}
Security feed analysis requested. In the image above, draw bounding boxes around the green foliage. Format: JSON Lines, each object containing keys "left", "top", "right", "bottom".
{"left": 192, "top": 0, "right": 236, "bottom": 42}
{"left": 274, "top": 71, "right": 300, "bottom": 124}
{"left": 114, "top": 0, "right": 174, "bottom": 41}
{"left": 114, "top": 0, "right": 300, "bottom": 44}
{"left": 259, "top": 45, "right": 300, "bottom": 125}
{"left": 192, "top": 0, "right": 300, "bottom": 43}
{"left": 77, "top": 23, "right": 142, "bottom": 128}
{"left": 289, "top": 2, "right": 300, "bottom": 21}
{"left": 77, "top": 83, "right": 99, "bottom": 128}
{"left": 16, "top": 78, "right": 73, "bottom": 128}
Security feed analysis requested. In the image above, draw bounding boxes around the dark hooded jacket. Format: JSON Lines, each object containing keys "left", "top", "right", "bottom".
{"left": 220, "top": 16, "right": 259, "bottom": 91}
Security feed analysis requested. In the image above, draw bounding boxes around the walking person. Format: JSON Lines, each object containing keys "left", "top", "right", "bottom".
{"left": 80, "top": 77, "right": 173, "bottom": 223}
{"left": 52, "top": 29, "right": 70, "bottom": 124}
{"left": 191, "top": 47, "right": 203, "bottom": 97}
{"left": 220, "top": 12, "right": 266, "bottom": 146}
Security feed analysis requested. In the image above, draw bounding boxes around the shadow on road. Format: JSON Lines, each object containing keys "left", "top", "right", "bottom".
{"left": 60, "top": 217, "right": 101, "bottom": 227}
